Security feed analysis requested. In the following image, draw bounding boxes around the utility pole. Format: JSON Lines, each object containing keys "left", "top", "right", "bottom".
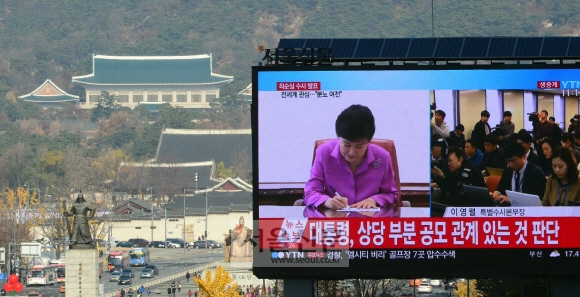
{"left": 205, "top": 191, "right": 208, "bottom": 249}
{"left": 151, "top": 203, "right": 154, "bottom": 243}
{"left": 183, "top": 188, "right": 186, "bottom": 255}
{"left": 164, "top": 209, "right": 167, "bottom": 249}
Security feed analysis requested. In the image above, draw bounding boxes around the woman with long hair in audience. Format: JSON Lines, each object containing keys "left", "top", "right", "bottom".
{"left": 541, "top": 147, "right": 580, "bottom": 206}
{"left": 539, "top": 137, "right": 559, "bottom": 176}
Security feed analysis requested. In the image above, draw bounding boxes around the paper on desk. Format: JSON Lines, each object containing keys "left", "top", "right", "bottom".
{"left": 337, "top": 207, "right": 380, "bottom": 212}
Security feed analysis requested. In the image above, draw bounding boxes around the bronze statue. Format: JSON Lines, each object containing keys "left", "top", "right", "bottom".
{"left": 64, "top": 191, "right": 97, "bottom": 248}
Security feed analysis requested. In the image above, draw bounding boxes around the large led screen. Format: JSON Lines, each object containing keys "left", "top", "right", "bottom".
{"left": 252, "top": 65, "right": 580, "bottom": 279}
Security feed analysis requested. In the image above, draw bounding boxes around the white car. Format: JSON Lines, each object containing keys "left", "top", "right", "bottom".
{"left": 429, "top": 279, "right": 441, "bottom": 287}
{"left": 417, "top": 283, "right": 432, "bottom": 293}
{"left": 165, "top": 241, "right": 180, "bottom": 248}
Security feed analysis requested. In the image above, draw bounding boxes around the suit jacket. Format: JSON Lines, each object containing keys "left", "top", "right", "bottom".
{"left": 496, "top": 162, "right": 546, "bottom": 198}
{"left": 479, "top": 147, "right": 507, "bottom": 171}
{"left": 541, "top": 177, "right": 580, "bottom": 206}
{"left": 526, "top": 151, "right": 541, "bottom": 168}
{"left": 304, "top": 139, "right": 398, "bottom": 208}
{"left": 472, "top": 120, "right": 491, "bottom": 150}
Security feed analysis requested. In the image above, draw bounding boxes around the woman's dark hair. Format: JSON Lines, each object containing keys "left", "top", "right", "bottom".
{"left": 335, "top": 105, "right": 376, "bottom": 141}
{"left": 551, "top": 147, "right": 579, "bottom": 183}
{"left": 540, "top": 137, "right": 559, "bottom": 159}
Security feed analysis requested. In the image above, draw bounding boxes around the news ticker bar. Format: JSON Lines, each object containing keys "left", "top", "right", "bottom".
{"left": 258, "top": 217, "right": 580, "bottom": 250}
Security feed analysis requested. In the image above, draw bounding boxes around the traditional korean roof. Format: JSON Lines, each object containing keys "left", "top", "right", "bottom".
{"left": 155, "top": 129, "right": 251, "bottom": 166}
{"left": 204, "top": 177, "right": 253, "bottom": 193}
{"left": 239, "top": 83, "right": 252, "bottom": 101}
{"left": 72, "top": 54, "right": 233, "bottom": 86}
{"left": 18, "top": 79, "right": 79, "bottom": 103}
{"left": 165, "top": 190, "right": 252, "bottom": 211}
{"left": 117, "top": 161, "right": 219, "bottom": 191}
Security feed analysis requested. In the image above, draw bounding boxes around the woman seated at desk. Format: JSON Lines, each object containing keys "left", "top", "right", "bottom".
{"left": 304, "top": 104, "right": 398, "bottom": 210}
{"left": 539, "top": 137, "right": 559, "bottom": 177}
{"left": 541, "top": 147, "right": 580, "bottom": 206}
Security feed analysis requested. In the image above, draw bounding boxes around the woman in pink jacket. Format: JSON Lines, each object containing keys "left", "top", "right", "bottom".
{"left": 304, "top": 104, "right": 398, "bottom": 210}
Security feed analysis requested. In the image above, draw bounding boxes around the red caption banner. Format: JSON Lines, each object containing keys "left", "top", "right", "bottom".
{"left": 259, "top": 217, "right": 580, "bottom": 249}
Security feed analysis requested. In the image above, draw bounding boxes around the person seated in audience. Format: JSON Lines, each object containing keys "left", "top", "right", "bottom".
{"left": 304, "top": 104, "right": 397, "bottom": 210}
{"left": 568, "top": 116, "right": 580, "bottom": 134}
{"left": 539, "top": 137, "right": 560, "bottom": 177}
{"left": 449, "top": 124, "right": 466, "bottom": 149}
{"left": 492, "top": 143, "right": 547, "bottom": 205}
{"left": 574, "top": 133, "right": 580, "bottom": 149}
{"left": 464, "top": 139, "right": 483, "bottom": 168}
{"left": 431, "top": 109, "right": 450, "bottom": 139}
{"left": 541, "top": 147, "right": 580, "bottom": 206}
{"left": 516, "top": 129, "right": 541, "bottom": 167}
{"left": 479, "top": 134, "right": 507, "bottom": 173}
{"left": 561, "top": 132, "right": 580, "bottom": 161}
{"left": 472, "top": 110, "right": 491, "bottom": 150}
{"left": 431, "top": 147, "right": 485, "bottom": 202}
{"left": 431, "top": 138, "right": 448, "bottom": 170}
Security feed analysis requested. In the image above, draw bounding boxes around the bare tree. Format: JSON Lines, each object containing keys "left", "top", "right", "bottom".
{"left": 230, "top": 147, "right": 252, "bottom": 181}
{"left": 0, "top": 143, "right": 35, "bottom": 188}
{"left": 62, "top": 145, "right": 91, "bottom": 196}
{"left": 29, "top": 202, "right": 71, "bottom": 260}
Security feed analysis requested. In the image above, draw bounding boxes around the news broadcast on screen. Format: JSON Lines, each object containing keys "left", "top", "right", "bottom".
{"left": 252, "top": 65, "right": 580, "bottom": 278}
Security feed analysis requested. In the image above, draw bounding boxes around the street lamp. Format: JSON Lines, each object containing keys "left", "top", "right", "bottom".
{"left": 147, "top": 187, "right": 154, "bottom": 242}
{"left": 205, "top": 191, "right": 208, "bottom": 249}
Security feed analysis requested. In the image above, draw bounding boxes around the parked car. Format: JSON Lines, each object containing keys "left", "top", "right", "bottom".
{"left": 417, "top": 283, "right": 432, "bottom": 294}
{"left": 128, "top": 238, "right": 150, "bottom": 247}
{"left": 166, "top": 238, "right": 185, "bottom": 247}
{"left": 109, "top": 272, "right": 121, "bottom": 282}
{"left": 149, "top": 241, "right": 165, "bottom": 248}
{"left": 116, "top": 241, "right": 137, "bottom": 248}
{"left": 140, "top": 269, "right": 154, "bottom": 278}
{"left": 145, "top": 265, "right": 159, "bottom": 275}
{"left": 121, "top": 269, "right": 135, "bottom": 278}
{"left": 193, "top": 240, "right": 222, "bottom": 249}
{"left": 27, "top": 292, "right": 42, "bottom": 297}
{"left": 429, "top": 279, "right": 442, "bottom": 287}
{"left": 118, "top": 275, "right": 132, "bottom": 285}
{"left": 166, "top": 240, "right": 182, "bottom": 248}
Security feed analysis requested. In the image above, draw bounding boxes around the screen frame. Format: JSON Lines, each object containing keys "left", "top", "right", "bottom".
{"left": 252, "top": 63, "right": 580, "bottom": 279}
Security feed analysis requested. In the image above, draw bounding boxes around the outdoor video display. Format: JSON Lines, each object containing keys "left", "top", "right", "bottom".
{"left": 252, "top": 65, "right": 580, "bottom": 279}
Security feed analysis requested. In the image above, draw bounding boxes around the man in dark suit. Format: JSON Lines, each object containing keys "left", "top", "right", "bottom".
{"left": 492, "top": 142, "right": 547, "bottom": 205}
{"left": 472, "top": 110, "right": 491, "bottom": 150}
{"left": 516, "top": 129, "right": 541, "bottom": 167}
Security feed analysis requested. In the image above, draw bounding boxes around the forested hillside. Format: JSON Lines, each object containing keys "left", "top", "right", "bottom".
{"left": 0, "top": 0, "right": 579, "bottom": 203}
{"left": 0, "top": 0, "right": 579, "bottom": 99}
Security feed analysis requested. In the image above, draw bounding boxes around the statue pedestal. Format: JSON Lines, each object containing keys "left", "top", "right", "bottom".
{"left": 66, "top": 249, "right": 99, "bottom": 297}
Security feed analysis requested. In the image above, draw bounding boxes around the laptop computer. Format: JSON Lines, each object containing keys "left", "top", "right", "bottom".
{"left": 506, "top": 190, "right": 542, "bottom": 206}
{"left": 462, "top": 185, "right": 496, "bottom": 207}
{"left": 486, "top": 167, "right": 504, "bottom": 176}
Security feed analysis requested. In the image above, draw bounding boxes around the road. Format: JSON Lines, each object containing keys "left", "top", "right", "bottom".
{"left": 17, "top": 247, "right": 224, "bottom": 297}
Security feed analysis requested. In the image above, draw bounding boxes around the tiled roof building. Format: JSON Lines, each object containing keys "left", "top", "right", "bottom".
{"left": 18, "top": 79, "right": 79, "bottom": 108}
{"left": 72, "top": 54, "right": 233, "bottom": 109}
{"left": 155, "top": 128, "right": 251, "bottom": 166}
